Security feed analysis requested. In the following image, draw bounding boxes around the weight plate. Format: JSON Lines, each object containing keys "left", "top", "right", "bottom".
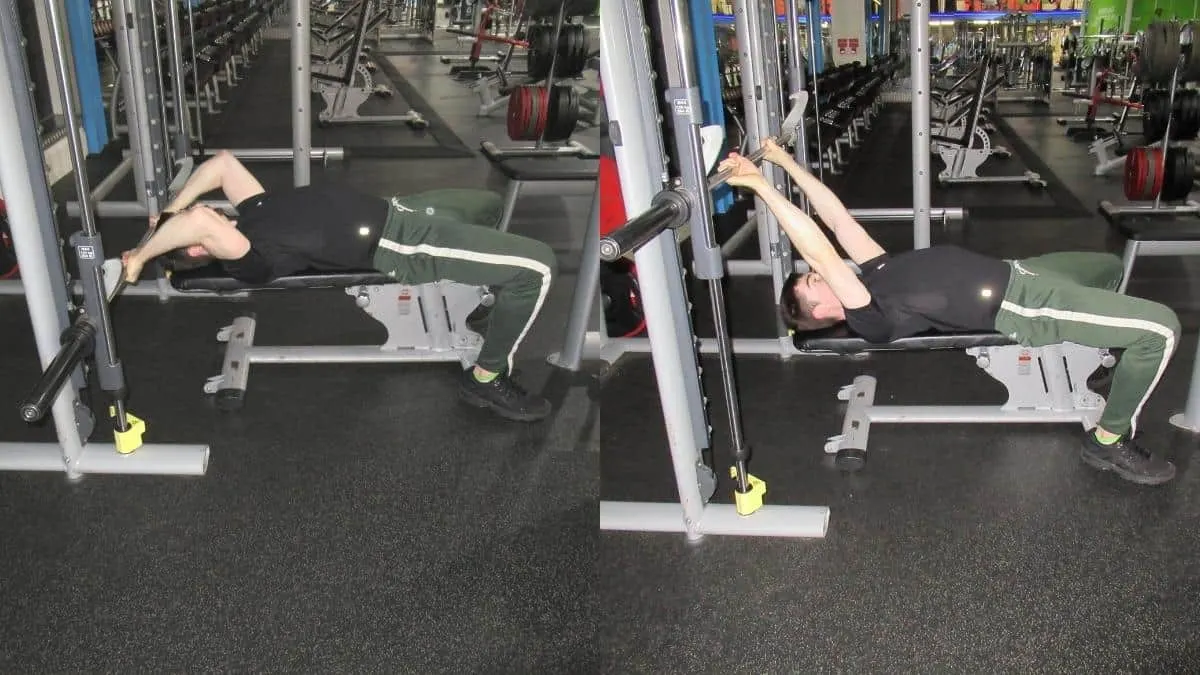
{"left": 526, "top": 24, "right": 550, "bottom": 79}
{"left": 537, "top": 85, "right": 551, "bottom": 138}
{"left": 551, "top": 85, "right": 571, "bottom": 141}
{"left": 527, "top": 86, "right": 543, "bottom": 139}
{"left": 544, "top": 85, "right": 565, "bottom": 141}
{"left": 1150, "top": 147, "right": 1165, "bottom": 200}
{"left": 1164, "top": 146, "right": 1192, "bottom": 200}
{"left": 560, "top": 86, "right": 580, "bottom": 140}
{"left": 506, "top": 86, "right": 528, "bottom": 140}
{"left": 1124, "top": 146, "right": 1148, "bottom": 200}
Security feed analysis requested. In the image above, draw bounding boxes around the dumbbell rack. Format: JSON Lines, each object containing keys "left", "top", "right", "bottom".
{"left": 483, "top": 1, "right": 594, "bottom": 160}
{"left": 1100, "top": 55, "right": 1200, "bottom": 219}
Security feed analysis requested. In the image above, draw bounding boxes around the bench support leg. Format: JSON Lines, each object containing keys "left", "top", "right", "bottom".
{"left": 202, "top": 283, "right": 487, "bottom": 410}
{"left": 823, "top": 343, "right": 1107, "bottom": 466}
{"left": 498, "top": 180, "right": 522, "bottom": 233}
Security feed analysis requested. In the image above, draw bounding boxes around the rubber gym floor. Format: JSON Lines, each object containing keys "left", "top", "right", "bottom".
{"left": 0, "top": 32, "right": 598, "bottom": 672}
{"left": 600, "top": 101, "right": 1200, "bottom": 671}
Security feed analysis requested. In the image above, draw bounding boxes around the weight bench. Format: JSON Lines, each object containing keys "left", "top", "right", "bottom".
{"left": 170, "top": 265, "right": 490, "bottom": 411}
{"left": 794, "top": 326, "right": 1110, "bottom": 470}
{"left": 480, "top": 147, "right": 599, "bottom": 233}
{"left": 1104, "top": 216, "right": 1200, "bottom": 294}
{"left": 932, "top": 56, "right": 1045, "bottom": 188}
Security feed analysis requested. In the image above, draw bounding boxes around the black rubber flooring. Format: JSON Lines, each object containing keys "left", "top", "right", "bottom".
{"left": 600, "top": 100, "right": 1200, "bottom": 671}
{"left": 0, "top": 29, "right": 599, "bottom": 673}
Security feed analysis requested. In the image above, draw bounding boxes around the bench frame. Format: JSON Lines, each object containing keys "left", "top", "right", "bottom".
{"left": 203, "top": 280, "right": 490, "bottom": 410}
{"left": 811, "top": 340, "right": 1110, "bottom": 465}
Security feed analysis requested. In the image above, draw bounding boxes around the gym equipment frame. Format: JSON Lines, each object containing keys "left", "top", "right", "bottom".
{"left": 0, "top": 0, "right": 207, "bottom": 478}
{"left": 796, "top": 331, "right": 1109, "bottom": 469}
{"left": 169, "top": 269, "right": 492, "bottom": 411}
{"left": 599, "top": 0, "right": 830, "bottom": 540}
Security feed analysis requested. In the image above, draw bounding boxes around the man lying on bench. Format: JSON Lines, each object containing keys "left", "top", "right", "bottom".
{"left": 719, "top": 139, "right": 1182, "bottom": 486}
{"left": 121, "top": 151, "right": 558, "bottom": 422}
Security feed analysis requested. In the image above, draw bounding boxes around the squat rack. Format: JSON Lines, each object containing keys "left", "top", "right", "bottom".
{"left": 596, "top": 0, "right": 932, "bottom": 539}
{"left": 0, "top": 0, "right": 207, "bottom": 477}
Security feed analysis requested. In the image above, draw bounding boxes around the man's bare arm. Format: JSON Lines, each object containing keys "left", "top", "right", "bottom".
{"left": 132, "top": 209, "right": 250, "bottom": 264}
{"left": 163, "top": 151, "right": 265, "bottom": 214}
{"left": 751, "top": 180, "right": 872, "bottom": 310}
{"left": 763, "top": 145, "right": 886, "bottom": 265}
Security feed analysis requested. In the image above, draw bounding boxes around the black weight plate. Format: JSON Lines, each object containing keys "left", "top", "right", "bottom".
{"left": 1176, "top": 146, "right": 1193, "bottom": 199}
{"left": 1165, "top": 146, "right": 1192, "bottom": 200}
{"left": 527, "top": 24, "right": 551, "bottom": 79}
{"left": 550, "top": 85, "right": 567, "bottom": 140}
{"left": 553, "top": 86, "right": 578, "bottom": 140}
{"left": 576, "top": 25, "right": 590, "bottom": 76}
{"left": 564, "top": 86, "right": 580, "bottom": 138}
{"left": 566, "top": 24, "right": 584, "bottom": 77}
{"left": 547, "top": 85, "right": 568, "bottom": 141}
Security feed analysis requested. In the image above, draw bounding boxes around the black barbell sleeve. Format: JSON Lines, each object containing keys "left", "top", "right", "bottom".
{"left": 19, "top": 318, "right": 97, "bottom": 424}
{"left": 598, "top": 191, "right": 689, "bottom": 262}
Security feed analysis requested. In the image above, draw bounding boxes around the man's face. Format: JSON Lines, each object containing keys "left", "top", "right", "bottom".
{"left": 794, "top": 272, "right": 841, "bottom": 320}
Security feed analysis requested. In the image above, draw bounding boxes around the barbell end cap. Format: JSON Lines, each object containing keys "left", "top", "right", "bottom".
{"left": 599, "top": 239, "right": 621, "bottom": 262}
{"left": 19, "top": 404, "right": 42, "bottom": 424}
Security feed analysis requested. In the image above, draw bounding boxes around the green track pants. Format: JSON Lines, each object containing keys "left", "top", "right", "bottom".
{"left": 371, "top": 189, "right": 557, "bottom": 374}
{"left": 994, "top": 252, "right": 1180, "bottom": 437}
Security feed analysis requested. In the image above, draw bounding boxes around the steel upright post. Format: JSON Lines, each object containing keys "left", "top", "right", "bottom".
{"left": 293, "top": 0, "right": 312, "bottom": 187}
{"left": 911, "top": 0, "right": 931, "bottom": 249}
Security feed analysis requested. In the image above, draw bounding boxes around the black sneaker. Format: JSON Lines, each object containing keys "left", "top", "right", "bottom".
{"left": 459, "top": 369, "right": 552, "bottom": 422}
{"left": 1080, "top": 433, "right": 1176, "bottom": 485}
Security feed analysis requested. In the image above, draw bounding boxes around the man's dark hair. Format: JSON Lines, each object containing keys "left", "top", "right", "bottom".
{"left": 161, "top": 247, "right": 215, "bottom": 272}
{"left": 151, "top": 211, "right": 215, "bottom": 272}
{"left": 779, "top": 272, "right": 840, "bottom": 333}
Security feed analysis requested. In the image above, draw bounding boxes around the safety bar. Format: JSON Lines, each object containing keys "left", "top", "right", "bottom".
{"left": 19, "top": 318, "right": 96, "bottom": 423}
{"left": 848, "top": 207, "right": 966, "bottom": 222}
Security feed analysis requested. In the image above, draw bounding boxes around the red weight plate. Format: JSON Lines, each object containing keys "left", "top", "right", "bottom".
{"left": 537, "top": 85, "right": 552, "bottom": 138}
{"left": 1124, "top": 146, "right": 1145, "bottom": 201}
{"left": 507, "top": 86, "right": 530, "bottom": 140}
{"left": 1150, "top": 147, "right": 1166, "bottom": 200}
{"left": 526, "top": 87, "right": 543, "bottom": 140}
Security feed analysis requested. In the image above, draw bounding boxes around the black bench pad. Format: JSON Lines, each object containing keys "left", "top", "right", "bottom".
{"left": 487, "top": 156, "right": 599, "bottom": 182}
{"left": 1107, "top": 216, "right": 1200, "bottom": 241}
{"left": 794, "top": 325, "right": 1015, "bottom": 354}
{"left": 171, "top": 264, "right": 390, "bottom": 292}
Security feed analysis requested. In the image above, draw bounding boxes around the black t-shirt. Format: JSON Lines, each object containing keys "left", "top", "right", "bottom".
{"left": 220, "top": 183, "right": 390, "bottom": 284}
{"left": 844, "top": 245, "right": 1012, "bottom": 343}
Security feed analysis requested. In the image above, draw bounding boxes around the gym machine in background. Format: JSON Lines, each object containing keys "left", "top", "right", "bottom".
{"left": 481, "top": 0, "right": 597, "bottom": 160}
{"left": 0, "top": 0, "right": 208, "bottom": 477}
{"left": 376, "top": 0, "right": 436, "bottom": 42}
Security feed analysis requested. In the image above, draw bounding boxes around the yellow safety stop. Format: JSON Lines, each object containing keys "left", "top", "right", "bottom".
{"left": 730, "top": 467, "right": 767, "bottom": 516}
{"left": 109, "top": 407, "right": 146, "bottom": 454}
